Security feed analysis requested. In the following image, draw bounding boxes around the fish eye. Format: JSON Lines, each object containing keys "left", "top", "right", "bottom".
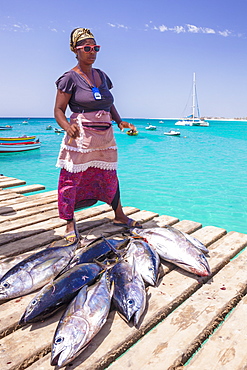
{"left": 148, "top": 267, "right": 154, "bottom": 271}
{"left": 55, "top": 336, "right": 64, "bottom": 345}
{"left": 2, "top": 282, "right": 9, "bottom": 288}
{"left": 127, "top": 299, "right": 134, "bottom": 306}
{"left": 31, "top": 299, "right": 38, "bottom": 306}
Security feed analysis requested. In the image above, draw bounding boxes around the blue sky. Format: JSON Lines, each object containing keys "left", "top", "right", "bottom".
{"left": 1, "top": 0, "right": 247, "bottom": 119}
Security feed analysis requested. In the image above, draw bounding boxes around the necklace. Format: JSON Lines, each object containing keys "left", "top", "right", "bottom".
{"left": 77, "top": 65, "right": 94, "bottom": 86}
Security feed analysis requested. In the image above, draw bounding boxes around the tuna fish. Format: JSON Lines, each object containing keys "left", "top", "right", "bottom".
{"left": 110, "top": 259, "right": 146, "bottom": 326}
{"left": 51, "top": 271, "right": 113, "bottom": 367}
{"left": 19, "top": 262, "right": 102, "bottom": 324}
{"left": 125, "top": 238, "right": 160, "bottom": 286}
{"left": 0, "top": 220, "right": 80, "bottom": 300}
{"left": 64, "top": 237, "right": 129, "bottom": 271}
{"left": 132, "top": 225, "right": 210, "bottom": 277}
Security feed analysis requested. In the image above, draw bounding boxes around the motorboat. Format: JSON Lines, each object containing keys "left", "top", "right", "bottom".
{"left": 0, "top": 140, "right": 41, "bottom": 152}
{"left": 54, "top": 128, "right": 65, "bottom": 133}
{"left": 164, "top": 130, "right": 181, "bottom": 136}
{"left": 0, "top": 135, "right": 36, "bottom": 144}
{"left": 0, "top": 125, "right": 13, "bottom": 130}
{"left": 46, "top": 125, "right": 53, "bottom": 130}
{"left": 175, "top": 73, "right": 209, "bottom": 127}
{"left": 127, "top": 129, "right": 138, "bottom": 136}
{"left": 145, "top": 124, "right": 156, "bottom": 130}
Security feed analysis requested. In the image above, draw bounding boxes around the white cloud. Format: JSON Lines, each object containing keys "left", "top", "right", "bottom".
{"left": 0, "top": 21, "right": 32, "bottom": 32}
{"left": 159, "top": 25, "right": 168, "bottom": 32}
{"left": 187, "top": 24, "right": 201, "bottom": 33}
{"left": 152, "top": 23, "right": 233, "bottom": 38}
{"left": 218, "top": 30, "right": 231, "bottom": 37}
{"left": 107, "top": 21, "right": 239, "bottom": 38}
{"left": 107, "top": 23, "right": 128, "bottom": 30}
{"left": 171, "top": 26, "right": 186, "bottom": 34}
{"left": 203, "top": 28, "right": 215, "bottom": 34}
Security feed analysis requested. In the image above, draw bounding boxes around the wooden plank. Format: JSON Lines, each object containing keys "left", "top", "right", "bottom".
{"left": 108, "top": 238, "right": 247, "bottom": 370}
{"left": 186, "top": 294, "right": 247, "bottom": 370}
{"left": 0, "top": 176, "right": 19, "bottom": 182}
{"left": 0, "top": 209, "right": 60, "bottom": 233}
{"left": 0, "top": 224, "right": 227, "bottom": 370}
{"left": 0, "top": 179, "right": 26, "bottom": 188}
{"left": 0, "top": 201, "right": 58, "bottom": 223}
{"left": 0, "top": 191, "right": 57, "bottom": 214}
{"left": 0, "top": 192, "right": 24, "bottom": 201}
{"left": 12, "top": 184, "right": 46, "bottom": 194}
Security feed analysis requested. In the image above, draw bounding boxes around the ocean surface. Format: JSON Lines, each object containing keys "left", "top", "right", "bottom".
{"left": 0, "top": 117, "right": 246, "bottom": 234}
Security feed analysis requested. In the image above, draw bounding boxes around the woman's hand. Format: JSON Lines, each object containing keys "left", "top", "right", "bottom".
{"left": 118, "top": 121, "right": 137, "bottom": 132}
{"left": 66, "top": 123, "right": 80, "bottom": 138}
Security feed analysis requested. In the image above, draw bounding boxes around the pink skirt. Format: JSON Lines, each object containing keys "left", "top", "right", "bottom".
{"left": 58, "top": 167, "right": 119, "bottom": 220}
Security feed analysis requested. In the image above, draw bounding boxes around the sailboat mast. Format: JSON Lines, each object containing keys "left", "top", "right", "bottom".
{"left": 192, "top": 72, "right": 196, "bottom": 121}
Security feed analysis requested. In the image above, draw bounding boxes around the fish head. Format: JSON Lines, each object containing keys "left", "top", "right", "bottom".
{"left": 19, "top": 295, "right": 42, "bottom": 324}
{"left": 123, "top": 281, "right": 146, "bottom": 326}
{"left": 144, "top": 265, "right": 158, "bottom": 286}
{"left": 185, "top": 253, "right": 211, "bottom": 277}
{"left": 0, "top": 269, "right": 33, "bottom": 300}
{"left": 51, "top": 316, "right": 89, "bottom": 367}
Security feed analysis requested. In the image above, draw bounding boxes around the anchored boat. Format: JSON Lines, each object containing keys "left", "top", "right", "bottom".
{"left": 145, "top": 124, "right": 156, "bottom": 130}
{"left": 164, "top": 130, "right": 181, "bottom": 136}
{"left": 0, "top": 137, "right": 41, "bottom": 152}
{"left": 0, "top": 141, "right": 41, "bottom": 153}
{"left": 175, "top": 73, "right": 209, "bottom": 127}
{"left": 0, "top": 136, "right": 37, "bottom": 144}
{"left": 0, "top": 125, "right": 13, "bottom": 130}
{"left": 127, "top": 129, "right": 138, "bottom": 136}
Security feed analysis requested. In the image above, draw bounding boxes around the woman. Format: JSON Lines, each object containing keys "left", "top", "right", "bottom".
{"left": 54, "top": 28, "right": 141, "bottom": 239}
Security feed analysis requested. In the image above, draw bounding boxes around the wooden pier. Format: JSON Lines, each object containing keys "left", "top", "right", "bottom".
{"left": 0, "top": 176, "right": 247, "bottom": 370}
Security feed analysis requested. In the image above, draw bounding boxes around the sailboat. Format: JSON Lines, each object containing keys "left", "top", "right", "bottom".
{"left": 175, "top": 73, "right": 209, "bottom": 127}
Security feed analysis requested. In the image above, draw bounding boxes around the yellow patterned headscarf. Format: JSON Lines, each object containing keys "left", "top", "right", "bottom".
{"left": 70, "top": 28, "right": 95, "bottom": 51}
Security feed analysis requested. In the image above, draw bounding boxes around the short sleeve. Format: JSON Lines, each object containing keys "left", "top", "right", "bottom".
{"left": 55, "top": 71, "right": 75, "bottom": 94}
{"left": 99, "top": 70, "right": 113, "bottom": 90}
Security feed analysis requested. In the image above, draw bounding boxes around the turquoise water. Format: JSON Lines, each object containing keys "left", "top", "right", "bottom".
{"left": 0, "top": 117, "right": 246, "bottom": 234}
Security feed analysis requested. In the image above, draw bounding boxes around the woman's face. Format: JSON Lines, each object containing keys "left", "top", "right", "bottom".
{"left": 76, "top": 39, "right": 98, "bottom": 66}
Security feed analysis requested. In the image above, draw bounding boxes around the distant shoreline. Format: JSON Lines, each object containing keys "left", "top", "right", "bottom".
{"left": 1, "top": 116, "right": 247, "bottom": 123}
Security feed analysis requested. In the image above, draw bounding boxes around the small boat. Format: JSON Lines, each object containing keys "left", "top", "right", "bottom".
{"left": 22, "top": 120, "right": 29, "bottom": 125}
{"left": 175, "top": 73, "right": 209, "bottom": 127}
{"left": 127, "top": 129, "right": 138, "bottom": 136}
{"left": 0, "top": 135, "right": 36, "bottom": 144}
{"left": 145, "top": 124, "right": 156, "bottom": 130}
{"left": 0, "top": 140, "right": 41, "bottom": 153}
{"left": 0, "top": 125, "right": 13, "bottom": 130}
{"left": 46, "top": 125, "right": 53, "bottom": 130}
{"left": 164, "top": 130, "right": 181, "bottom": 136}
{"left": 54, "top": 128, "right": 65, "bottom": 133}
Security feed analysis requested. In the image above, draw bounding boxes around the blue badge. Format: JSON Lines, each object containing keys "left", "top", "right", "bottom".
{"left": 92, "top": 87, "right": 102, "bottom": 100}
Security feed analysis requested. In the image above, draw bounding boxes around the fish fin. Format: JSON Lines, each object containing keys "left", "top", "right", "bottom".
{"left": 30, "top": 257, "right": 64, "bottom": 274}
{"left": 73, "top": 285, "right": 88, "bottom": 311}
{"left": 101, "top": 236, "right": 123, "bottom": 258}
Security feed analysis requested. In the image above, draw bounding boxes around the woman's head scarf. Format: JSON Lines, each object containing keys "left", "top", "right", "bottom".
{"left": 70, "top": 28, "right": 95, "bottom": 51}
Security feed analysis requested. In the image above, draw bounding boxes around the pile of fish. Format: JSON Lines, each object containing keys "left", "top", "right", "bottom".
{"left": 0, "top": 222, "right": 211, "bottom": 368}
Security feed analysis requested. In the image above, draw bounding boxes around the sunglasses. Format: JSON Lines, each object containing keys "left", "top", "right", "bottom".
{"left": 76, "top": 45, "right": 100, "bottom": 53}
